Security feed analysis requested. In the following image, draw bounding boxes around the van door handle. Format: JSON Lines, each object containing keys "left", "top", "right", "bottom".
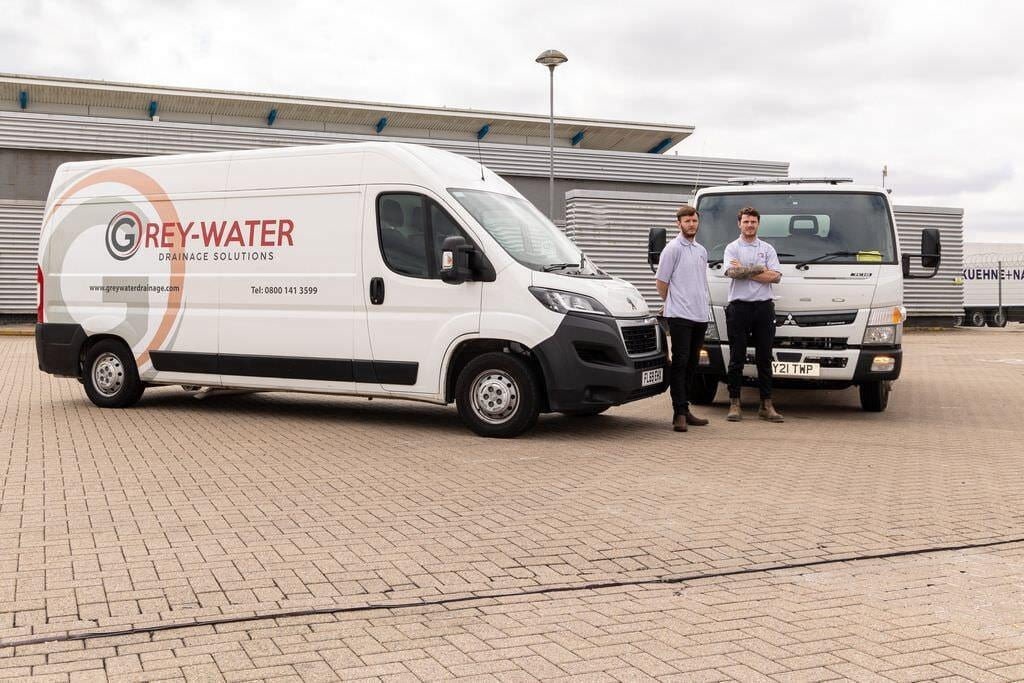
{"left": 369, "top": 277, "right": 385, "bottom": 305}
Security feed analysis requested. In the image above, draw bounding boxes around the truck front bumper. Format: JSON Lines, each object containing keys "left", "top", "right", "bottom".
{"left": 697, "top": 342, "right": 902, "bottom": 388}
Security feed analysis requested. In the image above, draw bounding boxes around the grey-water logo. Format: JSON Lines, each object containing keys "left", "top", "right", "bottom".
{"left": 105, "top": 210, "right": 143, "bottom": 261}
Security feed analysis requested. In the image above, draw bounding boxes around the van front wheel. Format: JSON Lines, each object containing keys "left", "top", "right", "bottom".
{"left": 83, "top": 339, "right": 145, "bottom": 408}
{"left": 456, "top": 352, "right": 540, "bottom": 438}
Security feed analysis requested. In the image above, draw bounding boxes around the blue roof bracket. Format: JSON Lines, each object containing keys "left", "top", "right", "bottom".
{"left": 647, "top": 137, "right": 672, "bottom": 154}
{"left": 18, "top": 90, "right": 28, "bottom": 109}
{"left": 476, "top": 124, "right": 491, "bottom": 140}
{"left": 571, "top": 131, "right": 585, "bottom": 146}
{"left": 148, "top": 100, "right": 158, "bottom": 119}
{"left": 267, "top": 109, "right": 278, "bottom": 126}
{"left": 375, "top": 117, "right": 388, "bottom": 134}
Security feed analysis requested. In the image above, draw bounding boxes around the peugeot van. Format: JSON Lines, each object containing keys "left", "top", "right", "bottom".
{"left": 35, "top": 142, "right": 667, "bottom": 437}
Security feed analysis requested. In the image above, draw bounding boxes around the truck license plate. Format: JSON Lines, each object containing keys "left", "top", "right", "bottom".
{"left": 772, "top": 362, "right": 820, "bottom": 377}
{"left": 641, "top": 368, "right": 664, "bottom": 387}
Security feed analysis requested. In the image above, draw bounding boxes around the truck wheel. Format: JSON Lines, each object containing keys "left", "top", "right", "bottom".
{"left": 967, "top": 310, "right": 987, "bottom": 327}
{"left": 560, "top": 406, "right": 609, "bottom": 417}
{"left": 456, "top": 352, "right": 540, "bottom": 437}
{"left": 687, "top": 374, "right": 720, "bottom": 405}
{"left": 83, "top": 339, "right": 145, "bottom": 408}
{"left": 987, "top": 310, "right": 1007, "bottom": 328}
{"left": 858, "top": 380, "right": 890, "bottom": 412}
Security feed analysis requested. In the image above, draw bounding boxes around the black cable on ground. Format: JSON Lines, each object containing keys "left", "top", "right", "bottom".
{"left": 4, "top": 535, "right": 1023, "bottom": 650}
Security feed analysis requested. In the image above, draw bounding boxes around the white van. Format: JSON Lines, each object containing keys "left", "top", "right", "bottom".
{"left": 35, "top": 142, "right": 667, "bottom": 437}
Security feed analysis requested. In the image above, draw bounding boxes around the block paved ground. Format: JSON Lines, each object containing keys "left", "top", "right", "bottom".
{"left": 2, "top": 327, "right": 1023, "bottom": 680}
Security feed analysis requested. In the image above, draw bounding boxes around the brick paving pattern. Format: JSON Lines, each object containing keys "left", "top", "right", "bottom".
{"left": 2, "top": 327, "right": 1023, "bottom": 680}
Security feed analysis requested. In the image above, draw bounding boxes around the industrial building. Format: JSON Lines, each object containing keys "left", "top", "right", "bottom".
{"left": 0, "top": 73, "right": 962, "bottom": 324}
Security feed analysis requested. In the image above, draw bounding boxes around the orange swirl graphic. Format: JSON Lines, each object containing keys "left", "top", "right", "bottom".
{"left": 45, "top": 168, "right": 185, "bottom": 367}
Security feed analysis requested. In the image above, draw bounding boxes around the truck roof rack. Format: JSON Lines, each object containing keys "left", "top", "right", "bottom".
{"left": 726, "top": 177, "right": 854, "bottom": 186}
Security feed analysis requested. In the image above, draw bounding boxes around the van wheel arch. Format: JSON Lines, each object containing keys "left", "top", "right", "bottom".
{"left": 79, "top": 334, "right": 132, "bottom": 376}
{"left": 444, "top": 339, "right": 549, "bottom": 412}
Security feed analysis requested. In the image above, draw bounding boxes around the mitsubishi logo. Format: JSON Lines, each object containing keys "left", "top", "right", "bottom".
{"left": 627, "top": 297, "right": 638, "bottom": 311}
{"left": 783, "top": 313, "right": 797, "bottom": 326}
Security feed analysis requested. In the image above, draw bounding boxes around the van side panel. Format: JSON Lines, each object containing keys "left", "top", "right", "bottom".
{"left": 39, "top": 160, "right": 229, "bottom": 384}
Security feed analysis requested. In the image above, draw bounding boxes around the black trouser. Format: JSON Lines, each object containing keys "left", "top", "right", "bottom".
{"left": 726, "top": 300, "right": 775, "bottom": 400}
{"left": 666, "top": 318, "right": 708, "bottom": 416}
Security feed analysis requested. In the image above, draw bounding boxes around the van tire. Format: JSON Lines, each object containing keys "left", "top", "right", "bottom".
{"left": 83, "top": 339, "right": 145, "bottom": 408}
{"left": 858, "top": 380, "right": 890, "bottom": 412}
{"left": 456, "top": 352, "right": 540, "bottom": 437}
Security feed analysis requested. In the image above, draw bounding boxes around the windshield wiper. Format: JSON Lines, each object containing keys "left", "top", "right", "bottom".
{"left": 795, "top": 251, "right": 859, "bottom": 270}
{"left": 542, "top": 262, "right": 581, "bottom": 272}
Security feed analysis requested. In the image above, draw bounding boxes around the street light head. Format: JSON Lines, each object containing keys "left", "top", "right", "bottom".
{"left": 535, "top": 49, "right": 568, "bottom": 67}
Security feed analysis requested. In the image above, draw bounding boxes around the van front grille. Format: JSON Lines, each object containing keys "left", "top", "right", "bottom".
{"left": 621, "top": 324, "right": 658, "bottom": 356}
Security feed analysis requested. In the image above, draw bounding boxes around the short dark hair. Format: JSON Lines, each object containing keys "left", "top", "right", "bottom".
{"left": 676, "top": 205, "right": 699, "bottom": 219}
{"left": 737, "top": 206, "right": 760, "bottom": 221}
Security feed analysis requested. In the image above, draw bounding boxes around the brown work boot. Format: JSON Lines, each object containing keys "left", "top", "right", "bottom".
{"left": 685, "top": 410, "right": 709, "bottom": 426}
{"left": 727, "top": 398, "right": 742, "bottom": 422}
{"left": 759, "top": 399, "right": 784, "bottom": 423}
{"left": 672, "top": 414, "right": 688, "bottom": 432}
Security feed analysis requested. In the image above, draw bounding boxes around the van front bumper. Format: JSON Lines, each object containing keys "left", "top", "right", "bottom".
{"left": 36, "top": 322, "right": 87, "bottom": 377}
{"left": 533, "top": 313, "right": 668, "bottom": 413}
{"left": 698, "top": 341, "right": 902, "bottom": 388}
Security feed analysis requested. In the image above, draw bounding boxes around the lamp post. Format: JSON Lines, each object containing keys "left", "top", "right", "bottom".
{"left": 535, "top": 49, "right": 567, "bottom": 220}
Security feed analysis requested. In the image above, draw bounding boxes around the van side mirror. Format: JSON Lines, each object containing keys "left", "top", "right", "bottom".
{"left": 901, "top": 228, "right": 942, "bottom": 279}
{"left": 440, "top": 236, "right": 473, "bottom": 284}
{"left": 647, "top": 228, "right": 667, "bottom": 273}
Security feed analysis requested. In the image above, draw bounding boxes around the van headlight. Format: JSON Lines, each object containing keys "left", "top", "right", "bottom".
{"left": 529, "top": 287, "right": 611, "bottom": 316}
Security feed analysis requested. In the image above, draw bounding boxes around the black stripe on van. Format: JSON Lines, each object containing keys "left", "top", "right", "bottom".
{"left": 150, "top": 351, "right": 418, "bottom": 386}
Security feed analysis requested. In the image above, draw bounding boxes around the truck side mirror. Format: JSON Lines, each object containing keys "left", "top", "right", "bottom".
{"left": 921, "top": 229, "right": 941, "bottom": 269}
{"left": 648, "top": 228, "right": 667, "bottom": 273}
{"left": 440, "top": 236, "right": 473, "bottom": 285}
{"left": 902, "top": 228, "right": 942, "bottom": 279}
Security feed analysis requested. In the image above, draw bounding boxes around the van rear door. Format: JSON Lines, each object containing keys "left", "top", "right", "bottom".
{"left": 360, "top": 187, "right": 482, "bottom": 395}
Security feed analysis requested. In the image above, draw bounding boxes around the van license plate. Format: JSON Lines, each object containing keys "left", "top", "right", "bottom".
{"left": 772, "top": 362, "right": 820, "bottom": 377}
{"left": 641, "top": 368, "right": 664, "bottom": 387}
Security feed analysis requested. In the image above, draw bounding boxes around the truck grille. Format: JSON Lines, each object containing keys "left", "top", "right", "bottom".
{"left": 775, "top": 311, "right": 858, "bottom": 327}
{"left": 775, "top": 337, "right": 848, "bottom": 351}
{"left": 621, "top": 324, "right": 659, "bottom": 356}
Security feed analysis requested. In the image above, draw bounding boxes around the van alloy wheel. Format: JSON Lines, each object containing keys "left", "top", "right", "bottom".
{"left": 92, "top": 352, "right": 126, "bottom": 397}
{"left": 470, "top": 371, "right": 520, "bottom": 424}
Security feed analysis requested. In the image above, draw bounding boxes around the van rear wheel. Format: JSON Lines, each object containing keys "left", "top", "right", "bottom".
{"left": 456, "top": 352, "right": 540, "bottom": 438}
{"left": 83, "top": 339, "right": 145, "bottom": 408}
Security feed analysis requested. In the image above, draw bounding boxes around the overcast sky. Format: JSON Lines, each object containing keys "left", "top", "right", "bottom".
{"left": 3, "top": 0, "right": 1021, "bottom": 241}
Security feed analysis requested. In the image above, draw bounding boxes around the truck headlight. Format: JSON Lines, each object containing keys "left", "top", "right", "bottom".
{"left": 863, "top": 325, "right": 896, "bottom": 345}
{"left": 529, "top": 287, "right": 611, "bottom": 316}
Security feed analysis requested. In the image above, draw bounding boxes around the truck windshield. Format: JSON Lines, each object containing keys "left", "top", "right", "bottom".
{"left": 449, "top": 188, "right": 605, "bottom": 276}
{"left": 696, "top": 192, "right": 897, "bottom": 265}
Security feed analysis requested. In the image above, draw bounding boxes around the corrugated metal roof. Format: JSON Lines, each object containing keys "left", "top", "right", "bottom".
{"left": 0, "top": 73, "right": 694, "bottom": 153}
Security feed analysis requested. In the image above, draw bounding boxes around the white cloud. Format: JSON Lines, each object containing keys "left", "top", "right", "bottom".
{"left": 2, "top": 0, "right": 1020, "bottom": 241}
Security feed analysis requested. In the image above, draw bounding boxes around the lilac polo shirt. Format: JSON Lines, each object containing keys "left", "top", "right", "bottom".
{"left": 654, "top": 235, "right": 711, "bottom": 322}
{"left": 723, "top": 237, "right": 781, "bottom": 302}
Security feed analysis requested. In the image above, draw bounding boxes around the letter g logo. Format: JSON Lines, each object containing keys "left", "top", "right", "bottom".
{"left": 106, "top": 211, "right": 142, "bottom": 260}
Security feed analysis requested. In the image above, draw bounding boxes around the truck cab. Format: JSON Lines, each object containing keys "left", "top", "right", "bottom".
{"left": 649, "top": 177, "right": 940, "bottom": 412}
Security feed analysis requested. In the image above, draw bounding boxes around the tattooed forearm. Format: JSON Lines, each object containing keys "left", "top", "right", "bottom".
{"left": 725, "top": 265, "right": 767, "bottom": 280}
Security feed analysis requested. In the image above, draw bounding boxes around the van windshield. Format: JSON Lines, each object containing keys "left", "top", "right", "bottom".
{"left": 449, "top": 189, "right": 605, "bottom": 276}
{"left": 696, "top": 192, "right": 897, "bottom": 265}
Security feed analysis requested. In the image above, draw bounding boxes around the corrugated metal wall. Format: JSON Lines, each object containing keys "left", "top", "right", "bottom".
{"left": 565, "top": 191, "right": 965, "bottom": 321}
{"left": 0, "top": 200, "right": 44, "bottom": 313}
{"left": 566, "top": 190, "right": 690, "bottom": 306}
{"left": 0, "top": 111, "right": 787, "bottom": 186}
{"left": 892, "top": 205, "right": 964, "bottom": 321}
